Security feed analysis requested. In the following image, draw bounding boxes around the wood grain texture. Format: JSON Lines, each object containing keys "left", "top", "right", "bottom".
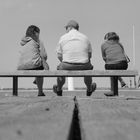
{"left": 0, "top": 70, "right": 138, "bottom": 77}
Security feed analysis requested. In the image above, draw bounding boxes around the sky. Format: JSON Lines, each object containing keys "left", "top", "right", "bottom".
{"left": 0, "top": 0, "right": 139, "bottom": 89}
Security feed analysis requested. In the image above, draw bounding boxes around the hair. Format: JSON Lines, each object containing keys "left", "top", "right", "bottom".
{"left": 73, "top": 25, "right": 79, "bottom": 30}
{"left": 104, "top": 32, "right": 119, "bottom": 41}
{"left": 66, "top": 25, "right": 79, "bottom": 31}
{"left": 25, "top": 25, "right": 40, "bottom": 42}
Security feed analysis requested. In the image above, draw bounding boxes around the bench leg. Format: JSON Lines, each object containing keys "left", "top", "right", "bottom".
{"left": 111, "top": 76, "right": 118, "bottom": 96}
{"left": 13, "top": 77, "right": 18, "bottom": 96}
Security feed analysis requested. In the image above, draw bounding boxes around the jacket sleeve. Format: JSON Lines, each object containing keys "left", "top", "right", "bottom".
{"left": 39, "top": 40, "right": 47, "bottom": 61}
{"left": 118, "top": 43, "right": 125, "bottom": 52}
{"left": 101, "top": 44, "right": 106, "bottom": 62}
{"left": 87, "top": 41, "right": 92, "bottom": 60}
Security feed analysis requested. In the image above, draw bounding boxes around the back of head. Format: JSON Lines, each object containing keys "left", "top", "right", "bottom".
{"left": 65, "top": 20, "right": 79, "bottom": 30}
{"left": 26, "top": 25, "right": 40, "bottom": 42}
{"left": 104, "top": 32, "right": 119, "bottom": 41}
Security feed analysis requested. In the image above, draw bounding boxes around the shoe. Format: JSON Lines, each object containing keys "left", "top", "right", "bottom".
{"left": 87, "top": 83, "right": 97, "bottom": 96}
{"left": 121, "top": 83, "right": 126, "bottom": 87}
{"left": 53, "top": 85, "right": 62, "bottom": 96}
{"left": 38, "top": 92, "right": 46, "bottom": 96}
{"left": 104, "top": 91, "right": 116, "bottom": 97}
{"left": 122, "top": 84, "right": 128, "bottom": 88}
{"left": 33, "top": 79, "right": 37, "bottom": 85}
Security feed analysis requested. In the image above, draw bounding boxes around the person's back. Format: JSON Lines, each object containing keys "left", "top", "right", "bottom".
{"left": 54, "top": 20, "right": 96, "bottom": 96}
{"left": 17, "top": 25, "right": 49, "bottom": 96}
{"left": 101, "top": 32, "right": 128, "bottom": 96}
{"left": 58, "top": 29, "right": 91, "bottom": 63}
{"left": 101, "top": 40, "right": 126, "bottom": 64}
{"left": 18, "top": 37, "right": 42, "bottom": 70}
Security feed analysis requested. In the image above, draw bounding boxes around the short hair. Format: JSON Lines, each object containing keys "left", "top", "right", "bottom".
{"left": 73, "top": 26, "right": 79, "bottom": 30}
{"left": 66, "top": 25, "right": 79, "bottom": 31}
{"left": 104, "top": 32, "right": 119, "bottom": 41}
{"left": 25, "top": 25, "right": 40, "bottom": 41}
{"left": 65, "top": 20, "right": 79, "bottom": 30}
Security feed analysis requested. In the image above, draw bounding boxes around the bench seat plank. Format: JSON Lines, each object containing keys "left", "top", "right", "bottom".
{"left": 0, "top": 97, "right": 74, "bottom": 140}
{"left": 0, "top": 70, "right": 138, "bottom": 77}
{"left": 78, "top": 98, "right": 140, "bottom": 140}
{"left": 0, "top": 70, "right": 138, "bottom": 96}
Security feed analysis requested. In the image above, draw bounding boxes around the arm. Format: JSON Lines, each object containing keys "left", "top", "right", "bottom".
{"left": 57, "top": 53, "right": 63, "bottom": 62}
{"left": 88, "top": 41, "right": 92, "bottom": 61}
{"left": 119, "top": 43, "right": 130, "bottom": 63}
{"left": 39, "top": 41, "right": 47, "bottom": 60}
{"left": 118, "top": 43, "right": 125, "bottom": 52}
{"left": 56, "top": 41, "right": 63, "bottom": 62}
{"left": 42, "top": 58, "right": 49, "bottom": 70}
{"left": 101, "top": 44, "right": 106, "bottom": 62}
{"left": 88, "top": 52, "right": 92, "bottom": 60}
{"left": 39, "top": 40, "right": 49, "bottom": 70}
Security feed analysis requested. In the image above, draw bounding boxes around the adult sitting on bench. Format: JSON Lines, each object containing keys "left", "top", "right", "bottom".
{"left": 101, "top": 32, "right": 129, "bottom": 96}
{"left": 17, "top": 25, "right": 49, "bottom": 96}
{"left": 53, "top": 20, "right": 96, "bottom": 96}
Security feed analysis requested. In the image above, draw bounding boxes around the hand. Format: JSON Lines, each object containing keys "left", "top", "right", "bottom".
{"left": 42, "top": 59, "right": 49, "bottom": 70}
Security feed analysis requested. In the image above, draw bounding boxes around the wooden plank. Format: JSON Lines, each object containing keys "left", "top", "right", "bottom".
{"left": 0, "top": 70, "right": 138, "bottom": 77}
{"left": 0, "top": 96, "right": 74, "bottom": 140}
{"left": 78, "top": 98, "right": 140, "bottom": 140}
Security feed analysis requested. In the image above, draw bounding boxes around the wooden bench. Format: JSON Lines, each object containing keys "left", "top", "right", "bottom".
{"left": 0, "top": 70, "right": 138, "bottom": 96}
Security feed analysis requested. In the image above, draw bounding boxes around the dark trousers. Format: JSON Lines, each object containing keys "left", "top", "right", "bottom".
{"left": 105, "top": 61, "right": 128, "bottom": 95}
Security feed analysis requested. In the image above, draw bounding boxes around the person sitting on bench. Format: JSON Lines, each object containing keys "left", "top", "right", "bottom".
{"left": 53, "top": 20, "right": 96, "bottom": 96}
{"left": 101, "top": 32, "right": 129, "bottom": 96}
{"left": 17, "top": 25, "right": 49, "bottom": 96}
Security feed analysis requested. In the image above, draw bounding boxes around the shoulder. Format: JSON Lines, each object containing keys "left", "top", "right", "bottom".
{"left": 58, "top": 33, "right": 70, "bottom": 44}
{"left": 101, "top": 41, "right": 109, "bottom": 50}
{"left": 76, "top": 31, "right": 90, "bottom": 44}
{"left": 101, "top": 41, "right": 106, "bottom": 47}
{"left": 80, "top": 33, "right": 91, "bottom": 45}
{"left": 118, "top": 42, "right": 123, "bottom": 47}
{"left": 76, "top": 30, "right": 87, "bottom": 38}
{"left": 26, "top": 39, "right": 37, "bottom": 45}
{"left": 39, "top": 40, "right": 45, "bottom": 47}
{"left": 39, "top": 40, "right": 44, "bottom": 45}
{"left": 25, "top": 40, "right": 40, "bottom": 50}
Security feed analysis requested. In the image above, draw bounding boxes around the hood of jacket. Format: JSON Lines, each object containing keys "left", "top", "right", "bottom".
{"left": 20, "top": 36, "right": 32, "bottom": 46}
{"left": 105, "top": 40, "right": 118, "bottom": 45}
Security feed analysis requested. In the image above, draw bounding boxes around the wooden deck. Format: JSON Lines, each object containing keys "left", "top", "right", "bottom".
{"left": 0, "top": 90, "right": 140, "bottom": 140}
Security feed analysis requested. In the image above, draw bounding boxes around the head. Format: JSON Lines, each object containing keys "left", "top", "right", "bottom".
{"left": 104, "top": 32, "right": 119, "bottom": 41}
{"left": 65, "top": 20, "right": 79, "bottom": 32}
{"left": 25, "top": 25, "right": 40, "bottom": 42}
